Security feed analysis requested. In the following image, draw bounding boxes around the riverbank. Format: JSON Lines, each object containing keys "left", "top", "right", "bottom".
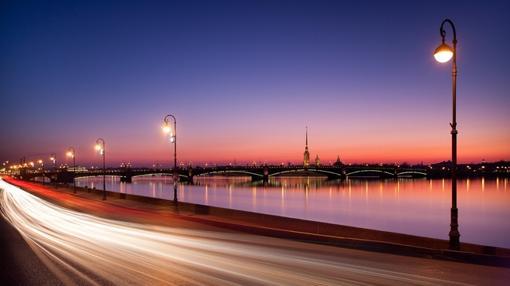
{"left": 3, "top": 176, "right": 510, "bottom": 268}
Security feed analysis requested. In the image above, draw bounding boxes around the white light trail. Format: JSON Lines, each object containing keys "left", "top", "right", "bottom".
{"left": 0, "top": 178, "right": 473, "bottom": 286}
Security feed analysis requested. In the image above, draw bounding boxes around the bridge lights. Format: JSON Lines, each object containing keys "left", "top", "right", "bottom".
{"left": 163, "top": 114, "right": 178, "bottom": 203}
{"left": 95, "top": 138, "right": 107, "bottom": 200}
{"left": 433, "top": 19, "right": 460, "bottom": 250}
{"left": 67, "top": 147, "right": 76, "bottom": 193}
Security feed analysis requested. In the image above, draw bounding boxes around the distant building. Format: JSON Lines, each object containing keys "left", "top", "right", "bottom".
{"left": 67, "top": 166, "right": 88, "bottom": 172}
{"left": 303, "top": 127, "right": 310, "bottom": 167}
{"left": 333, "top": 155, "right": 343, "bottom": 167}
{"left": 315, "top": 154, "right": 320, "bottom": 166}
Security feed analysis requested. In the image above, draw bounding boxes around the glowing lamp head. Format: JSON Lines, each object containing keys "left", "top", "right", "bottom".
{"left": 170, "top": 136, "right": 176, "bottom": 143}
{"left": 66, "top": 151, "right": 74, "bottom": 158}
{"left": 434, "top": 43, "right": 454, "bottom": 63}
{"left": 95, "top": 144, "right": 101, "bottom": 151}
{"left": 50, "top": 157, "right": 55, "bottom": 162}
{"left": 162, "top": 124, "right": 171, "bottom": 134}
{"left": 37, "top": 159, "right": 43, "bottom": 164}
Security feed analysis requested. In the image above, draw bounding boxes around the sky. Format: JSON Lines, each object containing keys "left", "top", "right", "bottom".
{"left": 1, "top": 0, "right": 509, "bottom": 167}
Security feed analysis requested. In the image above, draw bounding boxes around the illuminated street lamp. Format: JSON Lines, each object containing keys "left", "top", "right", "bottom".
{"left": 433, "top": 18, "right": 460, "bottom": 249}
{"left": 95, "top": 138, "right": 107, "bottom": 200}
{"left": 67, "top": 147, "right": 76, "bottom": 193}
{"left": 50, "top": 154, "right": 56, "bottom": 168}
{"left": 162, "top": 114, "right": 178, "bottom": 203}
{"left": 37, "top": 159, "right": 45, "bottom": 184}
{"left": 49, "top": 153, "right": 57, "bottom": 187}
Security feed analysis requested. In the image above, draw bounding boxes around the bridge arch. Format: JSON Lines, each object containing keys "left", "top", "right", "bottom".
{"left": 131, "top": 173, "right": 189, "bottom": 179}
{"left": 73, "top": 174, "right": 122, "bottom": 179}
{"left": 269, "top": 168, "right": 343, "bottom": 178}
{"left": 396, "top": 171, "right": 428, "bottom": 177}
{"left": 195, "top": 170, "right": 264, "bottom": 178}
{"left": 345, "top": 169, "right": 395, "bottom": 177}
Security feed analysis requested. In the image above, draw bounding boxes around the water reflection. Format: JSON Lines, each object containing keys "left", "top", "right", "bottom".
{"left": 75, "top": 175, "right": 510, "bottom": 248}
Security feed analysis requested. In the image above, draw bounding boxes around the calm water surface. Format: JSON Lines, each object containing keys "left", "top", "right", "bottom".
{"left": 75, "top": 176, "right": 510, "bottom": 248}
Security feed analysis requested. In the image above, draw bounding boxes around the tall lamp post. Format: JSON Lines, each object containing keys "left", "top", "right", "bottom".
{"left": 37, "top": 159, "right": 44, "bottom": 184}
{"left": 162, "top": 114, "right": 178, "bottom": 203}
{"left": 433, "top": 18, "right": 460, "bottom": 249}
{"left": 50, "top": 153, "right": 57, "bottom": 188}
{"left": 66, "top": 147, "right": 76, "bottom": 193}
{"left": 95, "top": 138, "right": 107, "bottom": 200}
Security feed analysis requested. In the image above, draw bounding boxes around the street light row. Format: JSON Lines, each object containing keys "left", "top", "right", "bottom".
{"left": 7, "top": 114, "right": 177, "bottom": 202}
{"left": 5, "top": 18, "right": 460, "bottom": 248}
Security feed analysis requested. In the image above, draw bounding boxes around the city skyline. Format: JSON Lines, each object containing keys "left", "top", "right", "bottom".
{"left": 1, "top": 1, "right": 509, "bottom": 165}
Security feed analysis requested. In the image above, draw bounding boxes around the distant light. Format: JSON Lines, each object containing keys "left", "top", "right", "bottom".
{"left": 95, "top": 144, "right": 101, "bottom": 151}
{"left": 434, "top": 43, "right": 454, "bottom": 63}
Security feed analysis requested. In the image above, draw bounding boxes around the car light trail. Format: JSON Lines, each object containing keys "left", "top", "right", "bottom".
{"left": 0, "top": 178, "right": 471, "bottom": 286}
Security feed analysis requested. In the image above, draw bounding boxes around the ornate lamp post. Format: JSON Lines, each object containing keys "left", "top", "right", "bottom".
{"left": 50, "top": 153, "right": 57, "bottom": 187}
{"left": 95, "top": 138, "right": 107, "bottom": 200}
{"left": 66, "top": 147, "right": 76, "bottom": 193}
{"left": 162, "top": 114, "right": 178, "bottom": 203}
{"left": 49, "top": 154, "right": 56, "bottom": 168}
{"left": 37, "top": 159, "right": 44, "bottom": 184}
{"left": 433, "top": 18, "right": 460, "bottom": 249}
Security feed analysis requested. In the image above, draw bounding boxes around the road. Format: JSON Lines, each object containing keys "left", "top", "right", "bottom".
{"left": 1, "top": 178, "right": 509, "bottom": 285}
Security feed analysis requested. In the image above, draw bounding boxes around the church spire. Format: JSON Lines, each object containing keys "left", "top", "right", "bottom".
{"left": 303, "top": 126, "right": 310, "bottom": 167}
{"left": 305, "top": 126, "right": 308, "bottom": 148}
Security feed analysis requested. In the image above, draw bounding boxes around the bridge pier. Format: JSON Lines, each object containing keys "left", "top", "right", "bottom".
{"left": 56, "top": 171, "right": 75, "bottom": 184}
{"left": 263, "top": 166, "right": 269, "bottom": 183}
{"left": 187, "top": 167, "right": 194, "bottom": 184}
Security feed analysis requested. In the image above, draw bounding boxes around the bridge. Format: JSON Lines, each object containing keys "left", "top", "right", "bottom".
{"left": 19, "top": 165, "right": 429, "bottom": 184}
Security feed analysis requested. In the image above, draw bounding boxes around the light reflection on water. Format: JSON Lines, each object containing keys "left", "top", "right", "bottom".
{"left": 75, "top": 176, "right": 510, "bottom": 248}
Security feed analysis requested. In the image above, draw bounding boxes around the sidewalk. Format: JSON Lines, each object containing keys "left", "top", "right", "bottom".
{"left": 4, "top": 176, "right": 510, "bottom": 268}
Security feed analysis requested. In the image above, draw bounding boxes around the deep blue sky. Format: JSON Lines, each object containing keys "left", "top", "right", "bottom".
{"left": 1, "top": 0, "right": 509, "bottom": 166}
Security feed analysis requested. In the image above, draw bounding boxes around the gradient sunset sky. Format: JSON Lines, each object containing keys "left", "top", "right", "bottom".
{"left": 1, "top": 0, "right": 509, "bottom": 166}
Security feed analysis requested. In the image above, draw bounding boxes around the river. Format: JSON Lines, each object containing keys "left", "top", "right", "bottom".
{"left": 74, "top": 176, "right": 510, "bottom": 248}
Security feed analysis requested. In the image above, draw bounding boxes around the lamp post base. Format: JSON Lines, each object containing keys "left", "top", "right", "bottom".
{"left": 173, "top": 185, "right": 178, "bottom": 203}
{"left": 449, "top": 207, "right": 460, "bottom": 250}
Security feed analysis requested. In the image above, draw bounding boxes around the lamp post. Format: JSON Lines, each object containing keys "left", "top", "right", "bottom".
{"left": 162, "top": 114, "right": 178, "bottom": 203}
{"left": 49, "top": 154, "right": 56, "bottom": 168}
{"left": 433, "top": 18, "right": 460, "bottom": 250}
{"left": 37, "top": 159, "right": 44, "bottom": 184}
{"left": 95, "top": 138, "right": 107, "bottom": 200}
{"left": 50, "top": 153, "right": 57, "bottom": 187}
{"left": 66, "top": 147, "right": 76, "bottom": 193}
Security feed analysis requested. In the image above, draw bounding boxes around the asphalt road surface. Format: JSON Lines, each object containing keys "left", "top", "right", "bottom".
{"left": 1, "top": 178, "right": 509, "bottom": 285}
